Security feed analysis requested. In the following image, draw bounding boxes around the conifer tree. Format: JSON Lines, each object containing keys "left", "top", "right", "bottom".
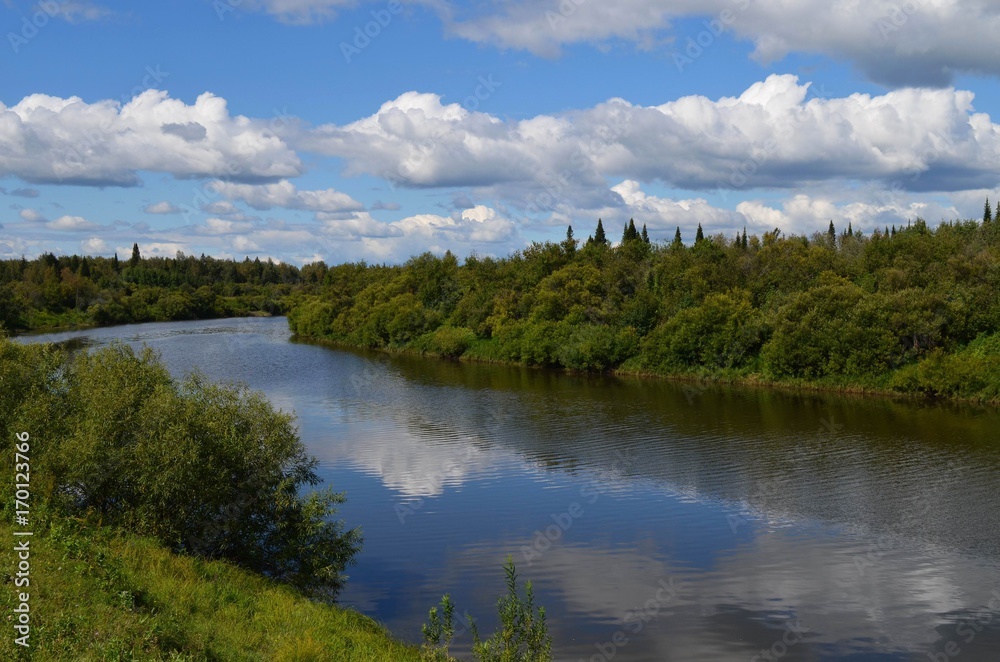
{"left": 563, "top": 225, "right": 577, "bottom": 254}
{"left": 847, "top": 222, "right": 854, "bottom": 237}
{"left": 594, "top": 218, "right": 608, "bottom": 245}
{"left": 986, "top": 198, "right": 994, "bottom": 224}
{"left": 641, "top": 223, "right": 650, "bottom": 244}
{"left": 672, "top": 227, "right": 682, "bottom": 248}
{"left": 130, "top": 243, "right": 141, "bottom": 267}
{"left": 828, "top": 221, "right": 836, "bottom": 241}
{"left": 741, "top": 227, "right": 748, "bottom": 249}
{"left": 695, "top": 223, "right": 704, "bottom": 243}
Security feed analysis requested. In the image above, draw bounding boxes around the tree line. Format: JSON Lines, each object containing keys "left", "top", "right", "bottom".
{"left": 288, "top": 211, "right": 1000, "bottom": 402}
{"left": 0, "top": 244, "right": 328, "bottom": 333}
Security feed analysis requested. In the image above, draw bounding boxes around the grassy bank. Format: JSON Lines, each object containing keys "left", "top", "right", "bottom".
{"left": 0, "top": 517, "right": 424, "bottom": 661}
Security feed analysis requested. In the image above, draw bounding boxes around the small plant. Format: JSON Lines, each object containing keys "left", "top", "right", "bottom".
{"left": 421, "top": 594, "right": 456, "bottom": 661}
{"left": 421, "top": 556, "right": 551, "bottom": 662}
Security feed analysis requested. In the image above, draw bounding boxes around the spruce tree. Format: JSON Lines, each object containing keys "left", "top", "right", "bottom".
{"left": 628, "top": 218, "right": 637, "bottom": 241}
{"left": 986, "top": 198, "right": 994, "bottom": 224}
{"left": 741, "top": 227, "right": 748, "bottom": 249}
{"left": 695, "top": 223, "right": 704, "bottom": 243}
{"left": 563, "top": 225, "right": 577, "bottom": 254}
{"left": 672, "top": 227, "right": 682, "bottom": 248}
{"left": 847, "top": 222, "right": 854, "bottom": 237}
{"left": 112, "top": 253, "right": 120, "bottom": 271}
{"left": 594, "top": 218, "right": 607, "bottom": 245}
{"left": 130, "top": 243, "right": 141, "bottom": 267}
{"left": 828, "top": 221, "right": 836, "bottom": 241}
{"left": 641, "top": 223, "right": 650, "bottom": 244}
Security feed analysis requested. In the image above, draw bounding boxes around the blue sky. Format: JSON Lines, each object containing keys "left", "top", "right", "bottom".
{"left": 5, "top": 0, "right": 1000, "bottom": 264}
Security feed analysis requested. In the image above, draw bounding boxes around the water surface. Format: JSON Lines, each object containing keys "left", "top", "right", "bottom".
{"left": 19, "top": 317, "right": 1000, "bottom": 661}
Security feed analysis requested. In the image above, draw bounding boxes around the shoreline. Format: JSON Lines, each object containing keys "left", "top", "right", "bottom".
{"left": 291, "top": 331, "right": 1000, "bottom": 410}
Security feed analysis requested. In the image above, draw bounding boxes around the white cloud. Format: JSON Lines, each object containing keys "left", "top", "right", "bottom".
{"left": 0, "top": 90, "right": 301, "bottom": 186}
{"left": 198, "top": 217, "right": 257, "bottom": 235}
{"left": 53, "top": 1, "right": 114, "bottom": 22}
{"left": 304, "top": 76, "right": 1000, "bottom": 206}
{"left": 736, "top": 194, "right": 962, "bottom": 235}
{"left": 19, "top": 208, "right": 46, "bottom": 222}
{"left": 81, "top": 237, "right": 108, "bottom": 254}
{"left": 144, "top": 201, "right": 181, "bottom": 214}
{"left": 47, "top": 215, "right": 99, "bottom": 231}
{"left": 440, "top": 0, "right": 1000, "bottom": 86}
{"left": 238, "top": 0, "right": 357, "bottom": 24}
{"left": 209, "top": 179, "right": 364, "bottom": 214}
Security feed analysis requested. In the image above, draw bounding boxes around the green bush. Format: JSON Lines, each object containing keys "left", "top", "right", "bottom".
{"left": 1, "top": 339, "right": 361, "bottom": 600}
{"left": 558, "top": 323, "right": 638, "bottom": 372}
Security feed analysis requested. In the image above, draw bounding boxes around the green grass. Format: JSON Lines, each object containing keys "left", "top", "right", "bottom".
{"left": 0, "top": 517, "right": 425, "bottom": 661}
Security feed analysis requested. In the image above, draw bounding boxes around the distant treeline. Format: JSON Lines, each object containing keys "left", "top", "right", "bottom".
{"left": 0, "top": 244, "right": 328, "bottom": 332}
{"left": 288, "top": 216, "right": 1000, "bottom": 402}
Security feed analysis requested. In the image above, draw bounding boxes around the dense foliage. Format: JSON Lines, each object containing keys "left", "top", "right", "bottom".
{"left": 0, "top": 246, "right": 314, "bottom": 333}
{"left": 0, "top": 338, "right": 361, "bottom": 600}
{"left": 288, "top": 218, "right": 1000, "bottom": 402}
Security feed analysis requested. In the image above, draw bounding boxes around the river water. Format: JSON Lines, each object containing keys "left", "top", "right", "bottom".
{"left": 18, "top": 316, "right": 1000, "bottom": 661}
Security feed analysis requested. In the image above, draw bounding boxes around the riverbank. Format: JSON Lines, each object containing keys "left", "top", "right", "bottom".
{"left": 292, "top": 330, "right": 1000, "bottom": 408}
{"left": 0, "top": 517, "right": 426, "bottom": 661}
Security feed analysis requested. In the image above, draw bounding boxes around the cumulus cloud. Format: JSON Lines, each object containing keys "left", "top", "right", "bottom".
{"left": 439, "top": 0, "right": 1000, "bottom": 86}
{"left": 197, "top": 217, "right": 257, "bottom": 235}
{"left": 209, "top": 179, "right": 364, "bottom": 214}
{"left": 304, "top": 76, "right": 1000, "bottom": 203}
{"left": 0, "top": 90, "right": 301, "bottom": 186}
{"left": 144, "top": 201, "right": 181, "bottom": 214}
{"left": 81, "top": 237, "right": 108, "bottom": 254}
{"left": 736, "top": 194, "right": 962, "bottom": 235}
{"left": 47, "top": 215, "right": 99, "bottom": 231}
{"left": 19, "top": 208, "right": 46, "bottom": 222}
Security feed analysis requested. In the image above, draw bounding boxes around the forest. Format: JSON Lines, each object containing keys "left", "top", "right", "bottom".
{"left": 0, "top": 243, "right": 319, "bottom": 332}
{"left": 287, "top": 214, "right": 1000, "bottom": 403}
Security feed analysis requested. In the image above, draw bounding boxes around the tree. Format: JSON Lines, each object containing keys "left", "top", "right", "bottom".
{"left": 995, "top": 200, "right": 999, "bottom": 222}
{"left": 112, "top": 253, "right": 120, "bottom": 271}
{"left": 986, "top": 197, "right": 994, "bottom": 224}
{"left": 593, "top": 218, "right": 608, "bottom": 245}
{"left": 741, "top": 227, "right": 748, "bottom": 249}
{"left": 42, "top": 343, "right": 361, "bottom": 600}
{"left": 828, "top": 221, "right": 836, "bottom": 241}
{"left": 847, "top": 222, "right": 854, "bottom": 237}
{"left": 641, "top": 223, "right": 650, "bottom": 244}
{"left": 695, "top": 223, "right": 704, "bottom": 243}
{"left": 622, "top": 218, "right": 638, "bottom": 242}
{"left": 562, "top": 225, "right": 577, "bottom": 255}
{"left": 130, "top": 243, "right": 141, "bottom": 267}
{"left": 672, "top": 227, "right": 682, "bottom": 248}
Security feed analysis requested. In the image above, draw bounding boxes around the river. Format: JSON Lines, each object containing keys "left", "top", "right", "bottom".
{"left": 17, "top": 316, "right": 1000, "bottom": 661}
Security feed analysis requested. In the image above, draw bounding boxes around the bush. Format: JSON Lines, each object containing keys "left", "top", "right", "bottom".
{"left": 557, "top": 324, "right": 638, "bottom": 372}
{"left": 1, "top": 340, "right": 361, "bottom": 600}
{"left": 641, "top": 290, "right": 763, "bottom": 372}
